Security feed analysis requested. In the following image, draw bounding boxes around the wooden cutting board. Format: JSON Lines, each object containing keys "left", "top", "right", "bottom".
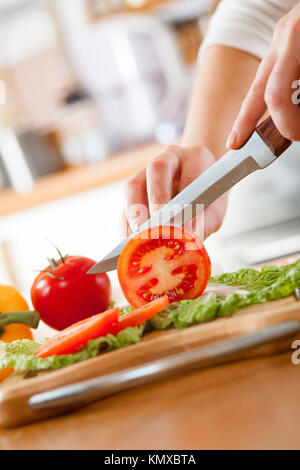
{"left": 1, "top": 258, "right": 300, "bottom": 428}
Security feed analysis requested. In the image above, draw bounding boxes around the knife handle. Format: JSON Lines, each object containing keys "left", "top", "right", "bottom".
{"left": 256, "top": 116, "right": 292, "bottom": 157}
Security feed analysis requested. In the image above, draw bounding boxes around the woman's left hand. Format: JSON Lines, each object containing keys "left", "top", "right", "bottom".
{"left": 227, "top": 2, "right": 300, "bottom": 149}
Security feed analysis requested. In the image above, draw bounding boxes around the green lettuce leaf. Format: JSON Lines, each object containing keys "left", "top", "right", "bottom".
{"left": 150, "top": 294, "right": 220, "bottom": 329}
{"left": 209, "top": 260, "right": 300, "bottom": 290}
{"left": 151, "top": 259, "right": 300, "bottom": 329}
{"left": 2, "top": 259, "right": 300, "bottom": 374}
{"left": 0, "top": 325, "right": 144, "bottom": 372}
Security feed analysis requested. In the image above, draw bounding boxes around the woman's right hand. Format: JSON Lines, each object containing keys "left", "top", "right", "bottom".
{"left": 121, "top": 145, "right": 228, "bottom": 240}
{"left": 227, "top": 2, "right": 300, "bottom": 148}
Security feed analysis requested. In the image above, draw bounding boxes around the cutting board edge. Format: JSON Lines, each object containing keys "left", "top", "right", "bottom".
{"left": 0, "top": 296, "right": 299, "bottom": 397}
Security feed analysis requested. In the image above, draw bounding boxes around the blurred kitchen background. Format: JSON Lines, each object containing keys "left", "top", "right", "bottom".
{"left": 0, "top": 0, "right": 300, "bottom": 302}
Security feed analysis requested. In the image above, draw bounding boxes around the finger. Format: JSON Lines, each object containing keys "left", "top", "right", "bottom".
{"left": 185, "top": 194, "right": 228, "bottom": 241}
{"left": 124, "top": 168, "right": 149, "bottom": 232}
{"left": 180, "top": 146, "right": 227, "bottom": 239}
{"left": 178, "top": 145, "right": 216, "bottom": 192}
{"left": 265, "top": 54, "right": 300, "bottom": 140}
{"left": 227, "top": 52, "right": 275, "bottom": 149}
{"left": 202, "top": 194, "right": 228, "bottom": 239}
{"left": 146, "top": 148, "right": 180, "bottom": 215}
{"left": 119, "top": 209, "right": 131, "bottom": 240}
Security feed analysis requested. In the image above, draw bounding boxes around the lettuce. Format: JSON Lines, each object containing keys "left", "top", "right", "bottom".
{"left": 150, "top": 258, "right": 300, "bottom": 329}
{"left": 2, "top": 259, "right": 300, "bottom": 374}
{"left": 150, "top": 294, "right": 219, "bottom": 329}
{"left": 0, "top": 325, "right": 144, "bottom": 372}
{"left": 209, "top": 261, "right": 298, "bottom": 289}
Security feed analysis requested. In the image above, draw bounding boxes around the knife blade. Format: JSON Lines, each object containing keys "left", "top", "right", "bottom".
{"left": 29, "top": 320, "right": 300, "bottom": 412}
{"left": 89, "top": 117, "right": 291, "bottom": 274}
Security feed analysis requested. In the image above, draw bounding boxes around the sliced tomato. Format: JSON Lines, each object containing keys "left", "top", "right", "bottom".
{"left": 34, "top": 308, "right": 120, "bottom": 358}
{"left": 118, "top": 225, "right": 211, "bottom": 307}
{"left": 118, "top": 296, "right": 169, "bottom": 331}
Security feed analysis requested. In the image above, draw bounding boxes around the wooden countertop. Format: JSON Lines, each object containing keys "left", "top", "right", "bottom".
{"left": 0, "top": 142, "right": 163, "bottom": 218}
{"left": 1, "top": 352, "right": 299, "bottom": 450}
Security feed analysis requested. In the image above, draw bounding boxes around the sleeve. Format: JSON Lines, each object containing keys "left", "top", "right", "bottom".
{"left": 199, "top": 0, "right": 299, "bottom": 62}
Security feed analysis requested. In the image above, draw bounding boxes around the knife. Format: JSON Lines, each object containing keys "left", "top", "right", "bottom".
{"left": 89, "top": 116, "right": 292, "bottom": 274}
{"left": 29, "top": 321, "right": 300, "bottom": 413}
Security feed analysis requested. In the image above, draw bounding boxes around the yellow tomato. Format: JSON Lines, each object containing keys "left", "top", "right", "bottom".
{"left": 0, "top": 285, "right": 33, "bottom": 383}
{"left": 1, "top": 322, "right": 33, "bottom": 343}
{"left": 0, "top": 285, "right": 29, "bottom": 314}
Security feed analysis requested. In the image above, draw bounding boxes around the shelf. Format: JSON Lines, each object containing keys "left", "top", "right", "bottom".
{"left": 0, "top": 141, "right": 163, "bottom": 217}
{"left": 0, "top": 0, "right": 32, "bottom": 14}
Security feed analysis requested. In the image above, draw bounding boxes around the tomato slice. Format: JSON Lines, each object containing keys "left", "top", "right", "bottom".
{"left": 118, "top": 296, "right": 169, "bottom": 331}
{"left": 34, "top": 308, "right": 120, "bottom": 358}
{"left": 118, "top": 225, "right": 211, "bottom": 307}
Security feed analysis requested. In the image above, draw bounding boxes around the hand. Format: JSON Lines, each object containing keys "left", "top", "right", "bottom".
{"left": 227, "top": 3, "right": 300, "bottom": 149}
{"left": 121, "top": 145, "right": 228, "bottom": 240}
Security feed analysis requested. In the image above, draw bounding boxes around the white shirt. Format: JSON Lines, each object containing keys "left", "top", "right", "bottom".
{"left": 199, "top": 1, "right": 300, "bottom": 246}
{"left": 201, "top": 0, "right": 299, "bottom": 60}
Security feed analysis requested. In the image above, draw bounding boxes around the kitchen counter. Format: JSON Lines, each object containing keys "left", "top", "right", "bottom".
{"left": 0, "top": 351, "right": 299, "bottom": 450}
{"left": 0, "top": 142, "right": 163, "bottom": 217}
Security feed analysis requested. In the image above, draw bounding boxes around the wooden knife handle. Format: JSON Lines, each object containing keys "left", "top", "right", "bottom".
{"left": 256, "top": 116, "right": 292, "bottom": 157}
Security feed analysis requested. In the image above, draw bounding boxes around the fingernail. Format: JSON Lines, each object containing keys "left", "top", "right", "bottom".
{"left": 149, "top": 203, "right": 161, "bottom": 215}
{"left": 226, "top": 130, "right": 238, "bottom": 149}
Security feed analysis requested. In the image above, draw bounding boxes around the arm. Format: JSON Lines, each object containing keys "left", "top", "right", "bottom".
{"left": 182, "top": 45, "right": 259, "bottom": 155}
{"left": 228, "top": 2, "right": 300, "bottom": 148}
{"left": 123, "top": 0, "right": 295, "bottom": 240}
{"left": 122, "top": 45, "right": 259, "bottom": 240}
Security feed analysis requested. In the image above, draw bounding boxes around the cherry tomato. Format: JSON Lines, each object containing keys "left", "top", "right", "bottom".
{"left": 34, "top": 308, "right": 119, "bottom": 358}
{"left": 118, "top": 296, "right": 169, "bottom": 331}
{"left": 31, "top": 256, "right": 111, "bottom": 331}
{"left": 118, "top": 226, "right": 211, "bottom": 307}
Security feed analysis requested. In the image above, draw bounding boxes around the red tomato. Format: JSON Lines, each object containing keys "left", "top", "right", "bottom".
{"left": 118, "top": 296, "right": 169, "bottom": 331}
{"left": 31, "top": 256, "right": 111, "bottom": 330}
{"left": 34, "top": 308, "right": 119, "bottom": 357}
{"left": 118, "top": 226, "right": 211, "bottom": 307}
{"left": 34, "top": 298, "right": 169, "bottom": 358}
